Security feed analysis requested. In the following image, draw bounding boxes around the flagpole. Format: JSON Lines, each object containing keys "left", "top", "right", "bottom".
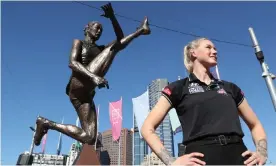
{"left": 75, "top": 117, "right": 82, "bottom": 151}
{"left": 29, "top": 124, "right": 36, "bottom": 155}
{"left": 146, "top": 87, "right": 151, "bottom": 165}
{"left": 95, "top": 105, "right": 100, "bottom": 150}
{"left": 57, "top": 117, "right": 64, "bottom": 155}
{"left": 118, "top": 139, "right": 121, "bottom": 166}
{"left": 215, "top": 65, "right": 221, "bottom": 80}
{"left": 41, "top": 132, "right": 47, "bottom": 166}
{"left": 55, "top": 117, "right": 64, "bottom": 165}
{"left": 132, "top": 104, "right": 134, "bottom": 165}
{"left": 146, "top": 87, "right": 149, "bottom": 165}
{"left": 118, "top": 96, "right": 122, "bottom": 165}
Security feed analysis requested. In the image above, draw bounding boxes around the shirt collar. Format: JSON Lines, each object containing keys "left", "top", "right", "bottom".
{"left": 188, "top": 72, "right": 223, "bottom": 84}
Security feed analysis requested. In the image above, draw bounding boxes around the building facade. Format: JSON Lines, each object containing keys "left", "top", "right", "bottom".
{"left": 178, "top": 143, "right": 186, "bottom": 157}
{"left": 65, "top": 132, "right": 103, "bottom": 165}
{"left": 133, "top": 115, "right": 148, "bottom": 165}
{"left": 141, "top": 152, "right": 177, "bottom": 166}
{"left": 32, "top": 153, "right": 68, "bottom": 166}
{"left": 66, "top": 142, "right": 82, "bottom": 166}
{"left": 148, "top": 78, "right": 175, "bottom": 157}
{"left": 17, "top": 151, "right": 68, "bottom": 166}
{"left": 101, "top": 128, "right": 133, "bottom": 165}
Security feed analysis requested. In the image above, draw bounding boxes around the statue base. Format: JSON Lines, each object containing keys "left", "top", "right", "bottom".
{"left": 73, "top": 144, "right": 100, "bottom": 165}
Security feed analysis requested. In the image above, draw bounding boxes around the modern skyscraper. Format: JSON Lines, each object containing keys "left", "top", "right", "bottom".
{"left": 66, "top": 142, "right": 81, "bottom": 166}
{"left": 101, "top": 128, "right": 133, "bottom": 165}
{"left": 178, "top": 143, "right": 186, "bottom": 157}
{"left": 148, "top": 78, "right": 175, "bottom": 157}
{"left": 133, "top": 115, "right": 148, "bottom": 165}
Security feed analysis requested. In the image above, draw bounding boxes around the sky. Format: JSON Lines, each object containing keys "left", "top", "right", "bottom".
{"left": 2, "top": 1, "right": 276, "bottom": 165}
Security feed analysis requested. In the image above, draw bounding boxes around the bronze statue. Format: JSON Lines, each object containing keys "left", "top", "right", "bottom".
{"left": 33, "top": 3, "right": 150, "bottom": 146}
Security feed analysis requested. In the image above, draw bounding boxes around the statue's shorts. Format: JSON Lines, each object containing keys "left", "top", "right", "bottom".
{"left": 68, "top": 76, "right": 95, "bottom": 109}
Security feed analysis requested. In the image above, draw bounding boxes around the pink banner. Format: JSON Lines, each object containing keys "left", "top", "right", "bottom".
{"left": 109, "top": 98, "right": 123, "bottom": 141}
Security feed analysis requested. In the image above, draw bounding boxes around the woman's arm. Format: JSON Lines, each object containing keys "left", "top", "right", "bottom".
{"left": 238, "top": 98, "right": 267, "bottom": 164}
{"left": 141, "top": 96, "right": 175, "bottom": 165}
{"left": 141, "top": 96, "right": 205, "bottom": 166}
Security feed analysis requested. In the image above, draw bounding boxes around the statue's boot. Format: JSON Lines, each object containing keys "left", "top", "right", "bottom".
{"left": 138, "top": 17, "right": 151, "bottom": 35}
{"left": 34, "top": 116, "right": 50, "bottom": 146}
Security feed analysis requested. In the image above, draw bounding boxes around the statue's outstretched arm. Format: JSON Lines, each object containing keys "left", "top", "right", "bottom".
{"left": 101, "top": 3, "right": 124, "bottom": 41}
{"left": 69, "top": 39, "right": 107, "bottom": 87}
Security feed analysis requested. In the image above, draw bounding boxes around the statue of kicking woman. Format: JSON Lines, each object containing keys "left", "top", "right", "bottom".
{"left": 33, "top": 2, "right": 151, "bottom": 146}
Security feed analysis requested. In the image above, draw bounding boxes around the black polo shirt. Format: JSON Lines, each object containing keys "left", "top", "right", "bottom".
{"left": 162, "top": 73, "right": 245, "bottom": 144}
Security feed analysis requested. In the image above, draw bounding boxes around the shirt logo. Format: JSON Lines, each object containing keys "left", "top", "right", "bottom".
{"left": 241, "top": 90, "right": 244, "bottom": 96}
{"left": 217, "top": 88, "right": 228, "bottom": 96}
{"left": 163, "top": 87, "right": 172, "bottom": 96}
{"left": 188, "top": 83, "right": 205, "bottom": 94}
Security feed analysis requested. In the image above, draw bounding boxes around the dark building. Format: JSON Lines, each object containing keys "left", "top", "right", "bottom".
{"left": 16, "top": 152, "right": 33, "bottom": 165}
{"left": 101, "top": 128, "right": 133, "bottom": 165}
{"left": 178, "top": 143, "right": 186, "bottom": 157}
{"left": 99, "top": 150, "right": 110, "bottom": 165}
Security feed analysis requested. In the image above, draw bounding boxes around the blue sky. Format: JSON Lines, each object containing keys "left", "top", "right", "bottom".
{"left": 2, "top": 1, "right": 276, "bottom": 165}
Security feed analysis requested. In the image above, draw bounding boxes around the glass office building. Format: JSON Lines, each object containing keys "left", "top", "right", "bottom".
{"left": 133, "top": 78, "right": 175, "bottom": 165}
{"left": 133, "top": 115, "right": 148, "bottom": 165}
{"left": 148, "top": 79, "right": 175, "bottom": 157}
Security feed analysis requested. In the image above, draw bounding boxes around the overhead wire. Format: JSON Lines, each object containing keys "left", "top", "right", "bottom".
{"left": 73, "top": 1, "right": 253, "bottom": 48}
{"left": 2, "top": 60, "right": 30, "bottom": 115}
{"left": 72, "top": 3, "right": 276, "bottom": 163}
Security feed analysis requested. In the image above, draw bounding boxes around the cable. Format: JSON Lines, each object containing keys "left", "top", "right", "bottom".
{"left": 3, "top": 60, "right": 13, "bottom": 76}
{"left": 73, "top": 1, "right": 253, "bottom": 48}
{"left": 2, "top": 61, "right": 30, "bottom": 114}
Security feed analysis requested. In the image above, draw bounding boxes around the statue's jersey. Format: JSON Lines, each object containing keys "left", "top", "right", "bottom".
{"left": 66, "top": 40, "right": 105, "bottom": 96}
{"left": 81, "top": 41, "right": 105, "bottom": 66}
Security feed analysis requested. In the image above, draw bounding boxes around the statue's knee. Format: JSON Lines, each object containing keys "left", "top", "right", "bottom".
{"left": 84, "top": 133, "right": 96, "bottom": 145}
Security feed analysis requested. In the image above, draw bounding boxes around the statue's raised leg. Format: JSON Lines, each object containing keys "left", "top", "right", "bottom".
{"left": 86, "top": 17, "right": 151, "bottom": 77}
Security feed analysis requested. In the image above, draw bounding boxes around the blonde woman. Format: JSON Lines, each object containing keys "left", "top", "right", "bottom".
{"left": 141, "top": 38, "right": 267, "bottom": 165}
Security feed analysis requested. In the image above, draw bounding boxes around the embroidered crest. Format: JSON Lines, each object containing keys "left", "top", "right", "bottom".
{"left": 188, "top": 83, "right": 205, "bottom": 94}
{"left": 163, "top": 87, "right": 172, "bottom": 96}
{"left": 217, "top": 88, "right": 228, "bottom": 96}
{"left": 241, "top": 90, "right": 244, "bottom": 96}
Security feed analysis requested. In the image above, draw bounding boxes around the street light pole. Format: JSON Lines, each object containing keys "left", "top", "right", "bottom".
{"left": 248, "top": 27, "right": 276, "bottom": 112}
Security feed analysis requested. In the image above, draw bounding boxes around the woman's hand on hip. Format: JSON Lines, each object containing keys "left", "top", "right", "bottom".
{"left": 242, "top": 150, "right": 267, "bottom": 165}
{"left": 171, "top": 152, "right": 206, "bottom": 166}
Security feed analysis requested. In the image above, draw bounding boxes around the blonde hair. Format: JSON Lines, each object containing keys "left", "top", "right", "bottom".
{"left": 183, "top": 37, "right": 208, "bottom": 73}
